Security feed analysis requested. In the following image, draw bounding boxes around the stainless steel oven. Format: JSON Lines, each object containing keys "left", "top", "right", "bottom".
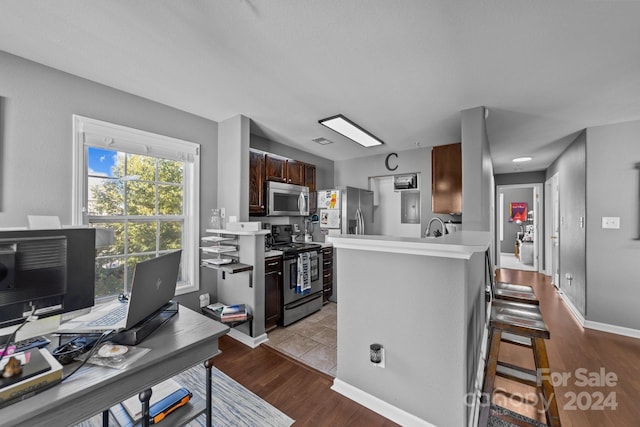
{"left": 282, "top": 250, "right": 323, "bottom": 326}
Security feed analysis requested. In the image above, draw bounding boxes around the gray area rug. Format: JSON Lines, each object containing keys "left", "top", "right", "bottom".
{"left": 76, "top": 365, "right": 294, "bottom": 427}
{"left": 488, "top": 404, "right": 546, "bottom": 427}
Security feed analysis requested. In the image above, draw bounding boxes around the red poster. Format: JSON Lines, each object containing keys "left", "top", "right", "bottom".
{"left": 510, "top": 202, "right": 528, "bottom": 223}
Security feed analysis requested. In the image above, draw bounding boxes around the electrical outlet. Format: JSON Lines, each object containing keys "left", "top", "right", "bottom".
{"left": 602, "top": 217, "right": 620, "bottom": 229}
{"left": 199, "top": 293, "right": 210, "bottom": 308}
{"left": 371, "top": 348, "right": 386, "bottom": 368}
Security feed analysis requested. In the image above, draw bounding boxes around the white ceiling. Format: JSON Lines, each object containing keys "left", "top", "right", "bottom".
{"left": 2, "top": 1, "right": 640, "bottom": 174}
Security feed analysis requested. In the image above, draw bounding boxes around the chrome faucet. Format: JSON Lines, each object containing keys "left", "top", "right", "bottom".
{"left": 424, "top": 217, "right": 447, "bottom": 237}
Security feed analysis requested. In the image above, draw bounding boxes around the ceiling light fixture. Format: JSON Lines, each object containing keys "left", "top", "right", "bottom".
{"left": 311, "top": 136, "right": 333, "bottom": 145}
{"left": 318, "top": 114, "right": 384, "bottom": 148}
{"left": 512, "top": 156, "right": 533, "bottom": 163}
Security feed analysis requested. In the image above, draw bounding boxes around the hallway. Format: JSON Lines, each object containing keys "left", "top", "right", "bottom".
{"left": 492, "top": 269, "right": 640, "bottom": 425}
{"left": 499, "top": 252, "right": 536, "bottom": 272}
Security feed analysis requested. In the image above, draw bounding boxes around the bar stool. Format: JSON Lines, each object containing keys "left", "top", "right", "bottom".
{"left": 494, "top": 281, "right": 539, "bottom": 305}
{"left": 485, "top": 250, "right": 539, "bottom": 306}
{"left": 479, "top": 301, "right": 561, "bottom": 427}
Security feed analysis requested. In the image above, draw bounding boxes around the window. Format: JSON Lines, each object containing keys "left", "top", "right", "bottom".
{"left": 72, "top": 115, "right": 200, "bottom": 299}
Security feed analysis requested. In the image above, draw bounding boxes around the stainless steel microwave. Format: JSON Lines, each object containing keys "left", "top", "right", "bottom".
{"left": 266, "top": 181, "right": 309, "bottom": 216}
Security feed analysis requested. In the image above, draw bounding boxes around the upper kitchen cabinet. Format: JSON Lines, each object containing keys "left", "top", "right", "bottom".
{"left": 249, "top": 149, "right": 318, "bottom": 216}
{"left": 432, "top": 143, "right": 462, "bottom": 214}
{"left": 249, "top": 149, "right": 266, "bottom": 215}
{"left": 265, "top": 154, "right": 287, "bottom": 182}
{"left": 286, "top": 159, "right": 305, "bottom": 186}
{"left": 304, "top": 163, "right": 316, "bottom": 192}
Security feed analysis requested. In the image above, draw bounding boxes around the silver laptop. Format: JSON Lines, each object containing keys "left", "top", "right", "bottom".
{"left": 58, "top": 250, "right": 181, "bottom": 334}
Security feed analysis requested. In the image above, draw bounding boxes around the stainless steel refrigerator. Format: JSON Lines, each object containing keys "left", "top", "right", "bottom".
{"left": 318, "top": 186, "right": 374, "bottom": 236}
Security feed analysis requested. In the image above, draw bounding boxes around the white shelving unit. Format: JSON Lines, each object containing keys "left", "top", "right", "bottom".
{"left": 200, "top": 231, "right": 252, "bottom": 273}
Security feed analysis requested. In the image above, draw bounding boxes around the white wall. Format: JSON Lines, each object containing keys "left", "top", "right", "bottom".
{"left": 0, "top": 51, "right": 218, "bottom": 310}
{"left": 461, "top": 106, "right": 494, "bottom": 233}
{"left": 371, "top": 176, "right": 421, "bottom": 237}
{"left": 586, "top": 120, "right": 640, "bottom": 330}
{"left": 218, "top": 115, "right": 250, "bottom": 222}
{"left": 335, "top": 247, "right": 486, "bottom": 426}
{"left": 334, "top": 147, "right": 442, "bottom": 235}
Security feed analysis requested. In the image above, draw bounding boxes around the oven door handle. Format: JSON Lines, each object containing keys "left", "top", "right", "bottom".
{"left": 284, "top": 292, "right": 322, "bottom": 310}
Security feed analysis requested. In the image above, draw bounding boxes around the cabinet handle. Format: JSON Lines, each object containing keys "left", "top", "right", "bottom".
{"left": 267, "top": 262, "right": 279, "bottom": 266}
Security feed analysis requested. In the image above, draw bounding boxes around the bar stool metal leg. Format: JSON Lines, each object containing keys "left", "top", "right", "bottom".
{"left": 139, "top": 388, "right": 152, "bottom": 427}
{"left": 205, "top": 357, "right": 215, "bottom": 426}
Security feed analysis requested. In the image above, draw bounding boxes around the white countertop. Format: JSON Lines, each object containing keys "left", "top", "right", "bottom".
{"left": 265, "top": 249, "right": 283, "bottom": 258}
{"left": 327, "top": 231, "right": 490, "bottom": 259}
{"left": 205, "top": 228, "right": 270, "bottom": 236}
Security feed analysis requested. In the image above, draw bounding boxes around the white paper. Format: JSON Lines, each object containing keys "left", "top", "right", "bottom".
{"left": 320, "top": 209, "right": 340, "bottom": 229}
{"left": 317, "top": 190, "right": 340, "bottom": 209}
{"left": 121, "top": 377, "right": 183, "bottom": 421}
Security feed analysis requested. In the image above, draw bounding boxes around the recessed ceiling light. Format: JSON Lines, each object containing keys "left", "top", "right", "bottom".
{"left": 512, "top": 156, "right": 533, "bottom": 163}
{"left": 318, "top": 114, "right": 384, "bottom": 148}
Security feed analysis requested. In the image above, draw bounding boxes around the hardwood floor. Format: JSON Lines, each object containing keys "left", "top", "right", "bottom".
{"left": 494, "top": 269, "right": 640, "bottom": 426}
{"left": 213, "top": 334, "right": 398, "bottom": 426}
{"left": 213, "top": 269, "right": 640, "bottom": 426}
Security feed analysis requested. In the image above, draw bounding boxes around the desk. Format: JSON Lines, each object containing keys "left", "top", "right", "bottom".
{"left": 0, "top": 306, "right": 229, "bottom": 427}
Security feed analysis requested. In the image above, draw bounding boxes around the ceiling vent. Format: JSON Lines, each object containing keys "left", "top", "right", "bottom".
{"left": 312, "top": 137, "right": 333, "bottom": 145}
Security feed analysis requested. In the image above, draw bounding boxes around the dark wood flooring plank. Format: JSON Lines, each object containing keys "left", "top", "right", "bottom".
{"left": 212, "top": 269, "right": 640, "bottom": 426}
{"left": 213, "top": 334, "right": 398, "bottom": 426}
{"left": 496, "top": 269, "right": 640, "bottom": 426}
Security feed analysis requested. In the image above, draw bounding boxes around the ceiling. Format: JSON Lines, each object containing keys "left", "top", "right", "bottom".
{"left": 2, "top": 1, "right": 640, "bottom": 174}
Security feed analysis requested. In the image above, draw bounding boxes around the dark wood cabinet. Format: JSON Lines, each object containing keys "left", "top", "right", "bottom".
{"left": 265, "top": 154, "right": 287, "bottom": 182}
{"left": 251, "top": 150, "right": 318, "bottom": 215}
{"left": 304, "top": 163, "right": 316, "bottom": 192}
{"left": 321, "top": 246, "right": 333, "bottom": 303}
{"left": 249, "top": 149, "right": 266, "bottom": 215}
{"left": 432, "top": 143, "right": 462, "bottom": 214}
{"left": 264, "top": 255, "right": 282, "bottom": 330}
{"left": 286, "top": 160, "right": 305, "bottom": 185}
{"left": 304, "top": 163, "right": 317, "bottom": 214}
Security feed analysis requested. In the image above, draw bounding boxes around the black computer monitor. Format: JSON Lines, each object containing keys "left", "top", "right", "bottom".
{"left": 0, "top": 228, "right": 96, "bottom": 329}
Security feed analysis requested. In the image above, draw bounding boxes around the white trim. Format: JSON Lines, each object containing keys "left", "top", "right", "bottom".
{"left": 72, "top": 115, "right": 200, "bottom": 295}
{"left": 557, "top": 289, "right": 586, "bottom": 326}
{"left": 328, "top": 231, "right": 491, "bottom": 260}
{"left": 331, "top": 379, "right": 437, "bottom": 427}
{"left": 76, "top": 115, "right": 198, "bottom": 161}
{"left": 558, "top": 289, "right": 640, "bottom": 339}
{"left": 584, "top": 320, "right": 640, "bottom": 339}
{"left": 495, "top": 183, "right": 543, "bottom": 273}
{"left": 226, "top": 329, "right": 268, "bottom": 348}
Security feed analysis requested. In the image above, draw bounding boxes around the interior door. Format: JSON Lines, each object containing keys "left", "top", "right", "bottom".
{"left": 550, "top": 174, "right": 560, "bottom": 286}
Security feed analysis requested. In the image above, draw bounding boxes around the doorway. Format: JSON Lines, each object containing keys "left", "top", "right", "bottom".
{"left": 496, "top": 184, "right": 543, "bottom": 272}
{"left": 545, "top": 173, "right": 560, "bottom": 286}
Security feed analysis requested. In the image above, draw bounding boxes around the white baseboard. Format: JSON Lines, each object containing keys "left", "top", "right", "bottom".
{"left": 227, "top": 328, "right": 268, "bottom": 348}
{"left": 556, "top": 289, "right": 586, "bottom": 326}
{"left": 331, "top": 378, "right": 436, "bottom": 427}
{"left": 584, "top": 320, "right": 640, "bottom": 339}
{"left": 557, "top": 289, "right": 640, "bottom": 339}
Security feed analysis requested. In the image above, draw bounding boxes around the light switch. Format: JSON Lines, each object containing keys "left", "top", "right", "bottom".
{"left": 602, "top": 217, "right": 620, "bottom": 229}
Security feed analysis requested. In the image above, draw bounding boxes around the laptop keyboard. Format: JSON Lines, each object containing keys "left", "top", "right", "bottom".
{"left": 87, "top": 304, "right": 127, "bottom": 327}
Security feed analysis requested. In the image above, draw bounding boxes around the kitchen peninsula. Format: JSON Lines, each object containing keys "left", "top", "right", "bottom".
{"left": 328, "top": 231, "right": 490, "bottom": 427}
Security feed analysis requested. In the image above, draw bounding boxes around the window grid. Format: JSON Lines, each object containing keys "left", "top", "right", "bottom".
{"left": 73, "top": 115, "right": 199, "bottom": 300}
